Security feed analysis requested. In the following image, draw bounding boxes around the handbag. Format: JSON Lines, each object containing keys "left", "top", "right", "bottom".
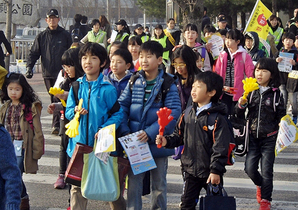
{"left": 81, "top": 145, "right": 120, "bottom": 201}
{"left": 229, "top": 115, "right": 249, "bottom": 157}
{"left": 199, "top": 183, "right": 236, "bottom": 210}
{"left": 65, "top": 143, "right": 93, "bottom": 186}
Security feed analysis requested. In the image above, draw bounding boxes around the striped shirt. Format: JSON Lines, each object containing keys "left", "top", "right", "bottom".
{"left": 144, "top": 78, "right": 157, "bottom": 103}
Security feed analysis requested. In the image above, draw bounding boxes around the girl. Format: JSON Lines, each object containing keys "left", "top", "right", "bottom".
{"left": 151, "top": 24, "right": 171, "bottom": 71}
{"left": 214, "top": 29, "right": 254, "bottom": 115}
{"left": 80, "top": 19, "right": 107, "bottom": 48}
{"left": 183, "top": 23, "right": 212, "bottom": 71}
{"left": 114, "top": 19, "right": 130, "bottom": 46}
{"left": 108, "top": 48, "right": 134, "bottom": 97}
{"left": 235, "top": 58, "right": 286, "bottom": 210}
{"left": 128, "top": 36, "right": 142, "bottom": 71}
{"left": 48, "top": 47, "right": 85, "bottom": 191}
{"left": 0, "top": 73, "right": 44, "bottom": 210}
{"left": 170, "top": 45, "right": 201, "bottom": 110}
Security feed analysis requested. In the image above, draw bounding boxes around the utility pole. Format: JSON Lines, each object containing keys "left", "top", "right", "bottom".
{"left": 5, "top": 0, "right": 12, "bottom": 71}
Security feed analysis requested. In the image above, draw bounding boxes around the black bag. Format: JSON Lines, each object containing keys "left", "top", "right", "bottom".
{"left": 230, "top": 116, "right": 249, "bottom": 156}
{"left": 199, "top": 183, "right": 236, "bottom": 210}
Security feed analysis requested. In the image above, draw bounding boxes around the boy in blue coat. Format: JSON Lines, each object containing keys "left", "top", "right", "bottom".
{"left": 118, "top": 41, "right": 181, "bottom": 210}
{"left": 65, "top": 42, "right": 123, "bottom": 209}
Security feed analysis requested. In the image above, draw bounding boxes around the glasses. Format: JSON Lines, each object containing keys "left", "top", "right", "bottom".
{"left": 172, "top": 63, "right": 186, "bottom": 68}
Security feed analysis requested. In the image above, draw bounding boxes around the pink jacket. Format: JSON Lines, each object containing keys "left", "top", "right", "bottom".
{"left": 215, "top": 46, "right": 255, "bottom": 101}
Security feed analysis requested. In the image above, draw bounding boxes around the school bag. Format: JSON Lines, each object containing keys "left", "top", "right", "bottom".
{"left": 71, "top": 27, "right": 82, "bottom": 43}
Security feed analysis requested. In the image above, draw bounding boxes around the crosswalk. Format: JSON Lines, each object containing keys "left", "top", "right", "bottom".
{"left": 23, "top": 114, "right": 298, "bottom": 210}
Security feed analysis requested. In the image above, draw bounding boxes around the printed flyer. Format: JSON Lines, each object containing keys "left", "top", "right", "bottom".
{"left": 118, "top": 131, "right": 157, "bottom": 175}
{"left": 205, "top": 32, "right": 224, "bottom": 59}
{"left": 278, "top": 52, "right": 294, "bottom": 73}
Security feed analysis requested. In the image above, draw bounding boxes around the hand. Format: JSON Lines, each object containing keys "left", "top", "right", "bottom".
{"left": 25, "top": 67, "right": 33, "bottom": 79}
{"left": 47, "top": 103, "right": 55, "bottom": 114}
{"left": 95, "top": 129, "right": 100, "bottom": 140}
{"left": 156, "top": 135, "right": 167, "bottom": 147}
{"left": 137, "top": 130, "right": 149, "bottom": 142}
{"left": 205, "top": 43, "right": 212, "bottom": 52}
{"left": 238, "top": 97, "right": 247, "bottom": 106}
{"left": 55, "top": 91, "right": 69, "bottom": 101}
{"left": 207, "top": 173, "right": 220, "bottom": 185}
{"left": 276, "top": 57, "right": 282, "bottom": 63}
{"left": 290, "top": 59, "right": 296, "bottom": 66}
{"left": 5, "top": 52, "right": 10, "bottom": 56}
{"left": 75, "top": 106, "right": 88, "bottom": 115}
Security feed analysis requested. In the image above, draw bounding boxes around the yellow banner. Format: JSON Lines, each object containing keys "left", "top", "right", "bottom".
{"left": 244, "top": 0, "right": 272, "bottom": 40}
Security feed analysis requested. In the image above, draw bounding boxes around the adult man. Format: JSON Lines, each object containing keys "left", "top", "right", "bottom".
{"left": 26, "top": 9, "right": 72, "bottom": 134}
{"left": 216, "top": 15, "right": 229, "bottom": 30}
{"left": 289, "top": 16, "right": 298, "bottom": 36}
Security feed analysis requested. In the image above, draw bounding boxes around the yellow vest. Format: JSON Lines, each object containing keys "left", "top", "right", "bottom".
{"left": 87, "top": 30, "right": 106, "bottom": 43}
{"left": 152, "top": 36, "right": 169, "bottom": 62}
{"left": 269, "top": 27, "right": 283, "bottom": 45}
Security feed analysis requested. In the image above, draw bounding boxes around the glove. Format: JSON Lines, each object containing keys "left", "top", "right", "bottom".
{"left": 25, "top": 67, "right": 33, "bottom": 79}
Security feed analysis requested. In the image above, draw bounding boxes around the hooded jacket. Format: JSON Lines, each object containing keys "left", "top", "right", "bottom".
{"left": 215, "top": 46, "right": 255, "bottom": 101}
{"left": 118, "top": 69, "right": 182, "bottom": 157}
{"left": 0, "top": 101, "right": 44, "bottom": 174}
{"left": 27, "top": 26, "right": 72, "bottom": 79}
{"left": 107, "top": 70, "right": 132, "bottom": 98}
{"left": 244, "top": 32, "right": 266, "bottom": 63}
{"left": 165, "top": 102, "right": 230, "bottom": 178}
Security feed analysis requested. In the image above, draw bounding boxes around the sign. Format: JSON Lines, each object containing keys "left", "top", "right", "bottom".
{"left": 0, "top": 0, "right": 40, "bottom": 27}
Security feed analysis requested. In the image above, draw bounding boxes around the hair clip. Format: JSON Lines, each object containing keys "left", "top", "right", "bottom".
{"left": 172, "top": 44, "right": 182, "bottom": 52}
{"left": 6, "top": 72, "right": 12, "bottom": 78}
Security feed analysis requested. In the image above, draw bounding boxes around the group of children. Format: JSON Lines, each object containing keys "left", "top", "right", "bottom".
{"left": 1, "top": 16, "right": 296, "bottom": 210}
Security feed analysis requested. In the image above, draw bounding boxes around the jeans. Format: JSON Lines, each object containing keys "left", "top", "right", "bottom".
{"left": 244, "top": 135, "right": 276, "bottom": 201}
{"left": 17, "top": 149, "right": 28, "bottom": 198}
{"left": 288, "top": 92, "right": 298, "bottom": 117}
{"left": 127, "top": 157, "right": 168, "bottom": 210}
{"left": 279, "top": 84, "right": 288, "bottom": 109}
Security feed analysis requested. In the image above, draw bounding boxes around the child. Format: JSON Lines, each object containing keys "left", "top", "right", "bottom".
{"left": 80, "top": 19, "right": 107, "bottom": 48}
{"left": 118, "top": 41, "right": 182, "bottom": 209}
{"left": 183, "top": 23, "right": 213, "bottom": 71}
{"left": 235, "top": 58, "right": 286, "bottom": 210}
{"left": 244, "top": 32, "right": 266, "bottom": 65}
{"left": 128, "top": 36, "right": 142, "bottom": 71}
{"left": 151, "top": 24, "right": 172, "bottom": 71}
{"left": 48, "top": 47, "right": 85, "bottom": 190}
{"left": 170, "top": 45, "right": 201, "bottom": 110}
{"left": 0, "top": 73, "right": 44, "bottom": 210}
{"left": 214, "top": 29, "right": 254, "bottom": 115}
{"left": 103, "top": 41, "right": 127, "bottom": 75}
{"left": 108, "top": 48, "right": 134, "bottom": 97}
{"left": 156, "top": 71, "right": 231, "bottom": 209}
{"left": 276, "top": 32, "right": 298, "bottom": 114}
{"left": 65, "top": 42, "right": 123, "bottom": 210}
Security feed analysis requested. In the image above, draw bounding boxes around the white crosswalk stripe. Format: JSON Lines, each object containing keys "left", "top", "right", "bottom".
{"left": 25, "top": 115, "right": 298, "bottom": 209}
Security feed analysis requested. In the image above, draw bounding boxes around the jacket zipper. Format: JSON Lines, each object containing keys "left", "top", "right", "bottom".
{"left": 86, "top": 82, "right": 91, "bottom": 145}
{"left": 256, "top": 94, "right": 262, "bottom": 138}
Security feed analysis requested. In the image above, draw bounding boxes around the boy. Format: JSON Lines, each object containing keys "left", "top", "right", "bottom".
{"left": 156, "top": 71, "right": 231, "bottom": 210}
{"left": 276, "top": 32, "right": 298, "bottom": 119}
{"left": 65, "top": 42, "right": 123, "bottom": 210}
{"left": 244, "top": 32, "right": 266, "bottom": 65}
{"left": 118, "top": 41, "right": 182, "bottom": 210}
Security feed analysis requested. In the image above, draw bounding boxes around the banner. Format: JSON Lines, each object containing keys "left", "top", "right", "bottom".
{"left": 244, "top": 0, "right": 272, "bottom": 40}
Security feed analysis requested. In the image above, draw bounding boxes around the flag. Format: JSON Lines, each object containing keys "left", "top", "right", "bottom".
{"left": 244, "top": 0, "right": 272, "bottom": 40}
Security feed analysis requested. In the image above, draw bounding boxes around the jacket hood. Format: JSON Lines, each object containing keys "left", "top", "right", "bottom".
{"left": 193, "top": 102, "right": 228, "bottom": 116}
{"left": 244, "top": 31, "right": 260, "bottom": 53}
{"left": 229, "top": 45, "right": 246, "bottom": 59}
{"left": 108, "top": 70, "right": 132, "bottom": 82}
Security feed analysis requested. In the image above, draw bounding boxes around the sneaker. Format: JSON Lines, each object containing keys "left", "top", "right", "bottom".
{"left": 256, "top": 186, "right": 261, "bottom": 204}
{"left": 20, "top": 197, "right": 30, "bottom": 210}
{"left": 67, "top": 207, "right": 71, "bottom": 210}
{"left": 54, "top": 174, "right": 66, "bottom": 189}
{"left": 51, "top": 127, "right": 59, "bottom": 135}
{"left": 259, "top": 199, "right": 271, "bottom": 210}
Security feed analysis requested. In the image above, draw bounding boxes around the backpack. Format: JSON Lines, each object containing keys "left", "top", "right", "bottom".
{"left": 71, "top": 27, "right": 81, "bottom": 43}
{"left": 178, "top": 106, "right": 236, "bottom": 165}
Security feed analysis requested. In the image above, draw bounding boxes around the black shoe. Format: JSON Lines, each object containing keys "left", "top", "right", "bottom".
{"left": 51, "top": 127, "right": 59, "bottom": 135}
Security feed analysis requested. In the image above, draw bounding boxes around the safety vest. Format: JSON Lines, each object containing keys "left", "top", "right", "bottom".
{"left": 269, "top": 27, "right": 283, "bottom": 45}
{"left": 116, "top": 32, "right": 129, "bottom": 42}
{"left": 129, "top": 34, "right": 150, "bottom": 43}
{"left": 152, "top": 36, "right": 169, "bottom": 64}
{"left": 87, "top": 30, "right": 106, "bottom": 44}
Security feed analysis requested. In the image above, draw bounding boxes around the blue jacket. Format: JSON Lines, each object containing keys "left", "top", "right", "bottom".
{"left": 65, "top": 74, "right": 123, "bottom": 157}
{"left": 0, "top": 126, "right": 22, "bottom": 210}
{"left": 107, "top": 71, "right": 132, "bottom": 98}
{"left": 118, "top": 69, "right": 182, "bottom": 157}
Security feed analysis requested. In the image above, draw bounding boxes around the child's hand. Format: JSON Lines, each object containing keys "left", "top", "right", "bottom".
{"left": 290, "top": 59, "right": 296, "bottom": 66}
{"left": 205, "top": 43, "right": 212, "bottom": 52}
{"left": 47, "top": 103, "right": 55, "bottom": 114}
{"left": 238, "top": 97, "right": 247, "bottom": 106}
{"left": 276, "top": 57, "right": 282, "bottom": 63}
{"left": 95, "top": 129, "right": 100, "bottom": 140}
{"left": 75, "top": 106, "right": 88, "bottom": 115}
{"left": 156, "top": 135, "right": 167, "bottom": 147}
{"left": 137, "top": 130, "right": 149, "bottom": 143}
{"left": 207, "top": 173, "right": 220, "bottom": 185}
{"left": 55, "top": 91, "right": 69, "bottom": 101}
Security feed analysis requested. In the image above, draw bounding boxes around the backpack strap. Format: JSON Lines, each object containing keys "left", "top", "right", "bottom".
{"left": 72, "top": 81, "right": 80, "bottom": 105}
{"left": 129, "top": 71, "right": 140, "bottom": 92}
{"left": 207, "top": 112, "right": 218, "bottom": 143}
{"left": 107, "top": 101, "right": 121, "bottom": 117}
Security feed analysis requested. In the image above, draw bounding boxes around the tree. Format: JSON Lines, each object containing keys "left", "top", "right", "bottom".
{"left": 137, "top": 0, "right": 166, "bottom": 19}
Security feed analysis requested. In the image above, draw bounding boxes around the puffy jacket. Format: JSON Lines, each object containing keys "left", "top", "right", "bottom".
{"left": 107, "top": 70, "right": 132, "bottom": 98}
{"left": 27, "top": 26, "right": 72, "bottom": 79}
{"left": 244, "top": 32, "right": 266, "bottom": 63}
{"left": 215, "top": 46, "right": 255, "bottom": 101}
{"left": 235, "top": 88, "right": 285, "bottom": 139}
{"left": 65, "top": 74, "right": 123, "bottom": 157}
{"left": 118, "top": 69, "right": 182, "bottom": 157}
{"left": 165, "top": 102, "right": 230, "bottom": 178}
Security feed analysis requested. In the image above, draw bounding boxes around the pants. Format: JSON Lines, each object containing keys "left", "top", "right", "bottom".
{"left": 288, "top": 92, "right": 298, "bottom": 117}
{"left": 17, "top": 149, "right": 28, "bottom": 198}
{"left": 44, "top": 78, "right": 60, "bottom": 128}
{"left": 180, "top": 172, "right": 208, "bottom": 210}
{"left": 279, "top": 84, "right": 288, "bottom": 109}
{"left": 59, "top": 133, "right": 70, "bottom": 174}
{"left": 127, "top": 157, "right": 168, "bottom": 210}
{"left": 221, "top": 93, "right": 236, "bottom": 116}
{"left": 245, "top": 134, "right": 276, "bottom": 201}
{"left": 70, "top": 185, "right": 87, "bottom": 210}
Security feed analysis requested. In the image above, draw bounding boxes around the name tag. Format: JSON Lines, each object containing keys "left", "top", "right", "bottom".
{"left": 13, "top": 140, "right": 23, "bottom": 157}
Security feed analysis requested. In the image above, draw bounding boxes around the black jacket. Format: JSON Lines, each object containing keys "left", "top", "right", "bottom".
{"left": 278, "top": 47, "right": 298, "bottom": 86}
{"left": 0, "top": 30, "right": 12, "bottom": 63}
{"left": 165, "top": 102, "right": 230, "bottom": 178}
{"left": 244, "top": 32, "right": 266, "bottom": 62}
{"left": 26, "top": 26, "right": 72, "bottom": 79}
{"left": 235, "top": 88, "right": 285, "bottom": 139}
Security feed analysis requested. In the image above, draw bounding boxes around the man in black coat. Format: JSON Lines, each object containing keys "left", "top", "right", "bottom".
{"left": 0, "top": 30, "right": 12, "bottom": 69}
